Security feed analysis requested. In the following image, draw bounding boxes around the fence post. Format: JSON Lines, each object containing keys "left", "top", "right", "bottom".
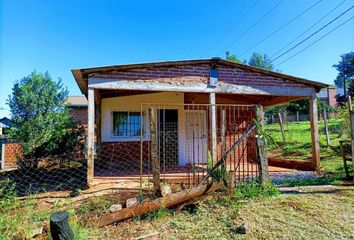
{"left": 309, "top": 95, "right": 320, "bottom": 171}
{"left": 256, "top": 137, "right": 269, "bottom": 182}
{"left": 148, "top": 107, "right": 161, "bottom": 196}
{"left": 323, "top": 109, "right": 330, "bottom": 146}
{"left": 210, "top": 93, "right": 217, "bottom": 165}
{"left": 349, "top": 96, "right": 354, "bottom": 180}
{"left": 278, "top": 112, "right": 286, "bottom": 144}
{"left": 87, "top": 88, "right": 95, "bottom": 187}
{"left": 221, "top": 109, "right": 229, "bottom": 188}
{"left": 296, "top": 111, "right": 299, "bottom": 122}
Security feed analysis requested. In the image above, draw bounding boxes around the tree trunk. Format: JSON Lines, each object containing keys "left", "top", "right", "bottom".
{"left": 50, "top": 211, "right": 74, "bottom": 240}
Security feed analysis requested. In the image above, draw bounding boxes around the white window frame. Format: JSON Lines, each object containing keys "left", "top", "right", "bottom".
{"left": 110, "top": 110, "right": 148, "bottom": 141}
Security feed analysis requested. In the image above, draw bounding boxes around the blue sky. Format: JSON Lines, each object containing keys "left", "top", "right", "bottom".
{"left": 1, "top": 0, "right": 353, "bottom": 118}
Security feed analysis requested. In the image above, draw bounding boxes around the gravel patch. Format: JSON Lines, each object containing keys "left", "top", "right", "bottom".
{"left": 270, "top": 171, "right": 319, "bottom": 186}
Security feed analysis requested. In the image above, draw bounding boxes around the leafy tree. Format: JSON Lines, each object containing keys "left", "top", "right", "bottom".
{"left": 8, "top": 71, "right": 83, "bottom": 168}
{"left": 225, "top": 51, "right": 246, "bottom": 64}
{"left": 248, "top": 52, "right": 274, "bottom": 71}
{"left": 333, "top": 52, "right": 354, "bottom": 96}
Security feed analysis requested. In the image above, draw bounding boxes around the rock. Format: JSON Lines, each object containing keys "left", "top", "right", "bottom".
{"left": 109, "top": 204, "right": 122, "bottom": 212}
{"left": 161, "top": 185, "right": 172, "bottom": 197}
{"left": 234, "top": 223, "right": 248, "bottom": 234}
{"left": 32, "top": 226, "right": 44, "bottom": 238}
{"left": 126, "top": 197, "right": 138, "bottom": 207}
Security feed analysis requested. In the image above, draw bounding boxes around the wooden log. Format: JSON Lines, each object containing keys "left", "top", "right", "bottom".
{"left": 323, "top": 109, "right": 330, "bottom": 146}
{"left": 50, "top": 211, "right": 74, "bottom": 240}
{"left": 257, "top": 137, "right": 269, "bottom": 182}
{"left": 278, "top": 112, "right": 286, "bottom": 144}
{"left": 98, "top": 182, "right": 224, "bottom": 227}
{"left": 148, "top": 107, "right": 161, "bottom": 196}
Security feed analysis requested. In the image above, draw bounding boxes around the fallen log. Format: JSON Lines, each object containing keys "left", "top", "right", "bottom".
{"left": 98, "top": 182, "right": 223, "bottom": 227}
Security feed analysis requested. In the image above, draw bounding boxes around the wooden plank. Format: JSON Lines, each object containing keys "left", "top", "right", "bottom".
{"left": 209, "top": 93, "right": 217, "bottom": 165}
{"left": 278, "top": 112, "right": 286, "bottom": 144}
{"left": 323, "top": 109, "right": 330, "bottom": 146}
{"left": 148, "top": 107, "right": 161, "bottom": 196}
{"left": 87, "top": 88, "right": 95, "bottom": 187}
{"left": 309, "top": 95, "right": 320, "bottom": 171}
{"left": 257, "top": 137, "right": 269, "bottom": 182}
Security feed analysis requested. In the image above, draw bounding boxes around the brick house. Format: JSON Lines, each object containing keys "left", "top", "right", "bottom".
{"left": 71, "top": 58, "right": 328, "bottom": 186}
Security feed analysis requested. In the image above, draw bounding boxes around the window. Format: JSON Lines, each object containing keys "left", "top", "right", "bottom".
{"left": 112, "top": 111, "right": 145, "bottom": 137}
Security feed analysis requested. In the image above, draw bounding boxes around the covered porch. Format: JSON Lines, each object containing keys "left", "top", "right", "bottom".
{"left": 71, "top": 58, "right": 327, "bottom": 187}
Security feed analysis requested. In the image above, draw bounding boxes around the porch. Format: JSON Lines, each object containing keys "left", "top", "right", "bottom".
{"left": 71, "top": 58, "right": 327, "bottom": 188}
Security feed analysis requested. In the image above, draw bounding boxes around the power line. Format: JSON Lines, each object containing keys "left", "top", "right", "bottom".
{"left": 186, "top": 0, "right": 230, "bottom": 57}
{"left": 270, "top": 0, "right": 348, "bottom": 59}
{"left": 238, "top": 0, "right": 323, "bottom": 57}
{"left": 271, "top": 4, "right": 354, "bottom": 62}
{"left": 275, "top": 16, "right": 354, "bottom": 67}
{"left": 218, "top": 0, "right": 284, "bottom": 56}
{"left": 200, "top": 0, "right": 262, "bottom": 58}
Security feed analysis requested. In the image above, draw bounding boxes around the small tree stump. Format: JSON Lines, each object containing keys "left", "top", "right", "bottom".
{"left": 50, "top": 211, "right": 74, "bottom": 240}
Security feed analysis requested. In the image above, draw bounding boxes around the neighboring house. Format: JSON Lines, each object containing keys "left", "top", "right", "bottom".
{"left": 71, "top": 58, "right": 328, "bottom": 186}
{"left": 66, "top": 96, "right": 88, "bottom": 125}
{"left": 317, "top": 86, "right": 344, "bottom": 107}
{"left": 0, "top": 117, "right": 12, "bottom": 138}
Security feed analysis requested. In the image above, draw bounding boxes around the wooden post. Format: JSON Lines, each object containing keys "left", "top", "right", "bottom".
{"left": 210, "top": 93, "right": 217, "bottom": 165}
{"left": 296, "top": 111, "right": 299, "bottom": 122}
{"left": 258, "top": 105, "right": 264, "bottom": 125}
{"left": 221, "top": 109, "right": 228, "bottom": 187}
{"left": 50, "top": 211, "right": 74, "bottom": 240}
{"left": 349, "top": 96, "right": 354, "bottom": 180}
{"left": 309, "top": 95, "right": 320, "bottom": 171}
{"left": 323, "top": 109, "right": 330, "bottom": 146}
{"left": 87, "top": 88, "right": 95, "bottom": 187}
{"left": 148, "top": 107, "right": 161, "bottom": 196}
{"left": 272, "top": 115, "right": 275, "bottom": 124}
{"left": 256, "top": 137, "right": 269, "bottom": 182}
{"left": 278, "top": 112, "right": 286, "bottom": 144}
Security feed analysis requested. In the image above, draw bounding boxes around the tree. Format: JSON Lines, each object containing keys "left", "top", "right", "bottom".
{"left": 8, "top": 71, "right": 82, "bottom": 168}
{"left": 225, "top": 51, "right": 246, "bottom": 64}
{"left": 248, "top": 52, "right": 274, "bottom": 71}
{"left": 333, "top": 52, "right": 354, "bottom": 96}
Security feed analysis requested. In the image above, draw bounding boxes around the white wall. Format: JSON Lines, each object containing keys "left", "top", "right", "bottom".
{"left": 101, "top": 92, "right": 187, "bottom": 165}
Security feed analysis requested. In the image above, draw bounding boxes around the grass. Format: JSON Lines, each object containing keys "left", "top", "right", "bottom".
{"left": 265, "top": 118, "right": 353, "bottom": 185}
{"left": 0, "top": 118, "right": 353, "bottom": 239}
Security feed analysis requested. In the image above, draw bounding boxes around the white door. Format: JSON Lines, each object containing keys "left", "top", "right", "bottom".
{"left": 185, "top": 111, "right": 207, "bottom": 164}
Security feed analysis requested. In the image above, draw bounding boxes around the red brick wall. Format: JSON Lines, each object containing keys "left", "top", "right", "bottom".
{"left": 95, "top": 63, "right": 310, "bottom": 89}
{"left": 218, "top": 65, "right": 308, "bottom": 88}
{"left": 1, "top": 143, "right": 22, "bottom": 170}
{"left": 327, "top": 87, "right": 337, "bottom": 107}
{"left": 70, "top": 107, "right": 88, "bottom": 125}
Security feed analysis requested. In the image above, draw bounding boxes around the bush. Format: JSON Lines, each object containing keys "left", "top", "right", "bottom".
{"left": 233, "top": 179, "right": 280, "bottom": 200}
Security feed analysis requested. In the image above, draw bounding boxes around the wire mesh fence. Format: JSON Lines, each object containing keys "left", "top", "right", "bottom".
{"left": 1, "top": 103, "right": 261, "bottom": 198}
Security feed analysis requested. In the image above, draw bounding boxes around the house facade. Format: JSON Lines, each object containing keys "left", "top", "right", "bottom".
{"left": 72, "top": 58, "right": 328, "bottom": 186}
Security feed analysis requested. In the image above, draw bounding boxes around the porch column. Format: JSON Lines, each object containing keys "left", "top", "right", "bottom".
{"left": 209, "top": 92, "right": 217, "bottom": 165}
{"left": 309, "top": 94, "right": 320, "bottom": 171}
{"left": 87, "top": 88, "right": 95, "bottom": 187}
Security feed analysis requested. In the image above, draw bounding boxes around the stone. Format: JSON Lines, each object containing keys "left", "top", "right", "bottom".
{"left": 32, "top": 226, "right": 44, "bottom": 238}
{"left": 126, "top": 197, "right": 138, "bottom": 207}
{"left": 109, "top": 204, "right": 122, "bottom": 213}
{"left": 234, "top": 223, "right": 248, "bottom": 234}
{"left": 161, "top": 185, "right": 172, "bottom": 197}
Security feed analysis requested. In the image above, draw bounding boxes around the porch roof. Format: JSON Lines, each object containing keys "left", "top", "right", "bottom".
{"left": 72, "top": 58, "right": 328, "bottom": 96}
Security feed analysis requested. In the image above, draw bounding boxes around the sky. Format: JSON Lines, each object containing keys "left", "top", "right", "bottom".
{"left": 0, "top": 0, "right": 353, "bottom": 118}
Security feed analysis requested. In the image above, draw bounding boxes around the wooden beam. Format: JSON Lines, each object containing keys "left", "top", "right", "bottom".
{"left": 278, "top": 112, "right": 286, "bottom": 144}
{"left": 210, "top": 93, "right": 217, "bottom": 165}
{"left": 309, "top": 95, "right": 320, "bottom": 171}
{"left": 88, "top": 78, "right": 316, "bottom": 97}
{"left": 323, "top": 109, "right": 330, "bottom": 146}
{"left": 87, "top": 88, "right": 95, "bottom": 187}
{"left": 257, "top": 137, "right": 269, "bottom": 182}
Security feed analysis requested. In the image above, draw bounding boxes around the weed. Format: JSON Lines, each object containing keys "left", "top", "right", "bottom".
{"left": 233, "top": 179, "right": 280, "bottom": 200}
